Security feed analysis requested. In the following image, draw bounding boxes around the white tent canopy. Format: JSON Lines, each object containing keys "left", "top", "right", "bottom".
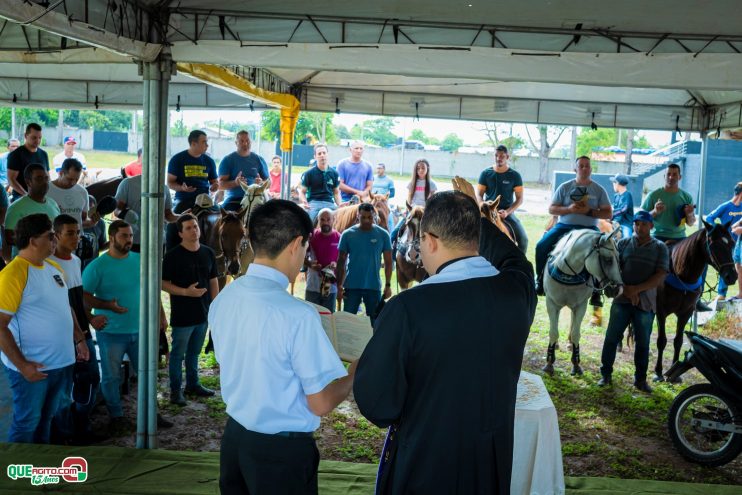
{"left": 1, "top": 0, "right": 742, "bottom": 130}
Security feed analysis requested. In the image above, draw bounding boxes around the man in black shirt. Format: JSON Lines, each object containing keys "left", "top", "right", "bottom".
{"left": 476, "top": 145, "right": 528, "bottom": 253}
{"left": 7, "top": 123, "right": 49, "bottom": 201}
{"left": 298, "top": 144, "right": 342, "bottom": 223}
{"left": 162, "top": 214, "right": 219, "bottom": 406}
{"left": 354, "top": 191, "right": 535, "bottom": 494}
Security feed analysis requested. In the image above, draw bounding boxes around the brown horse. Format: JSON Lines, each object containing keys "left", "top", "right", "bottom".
{"left": 193, "top": 206, "right": 248, "bottom": 289}
{"left": 396, "top": 206, "right": 427, "bottom": 289}
{"left": 334, "top": 193, "right": 390, "bottom": 233}
{"left": 86, "top": 176, "right": 124, "bottom": 204}
{"left": 655, "top": 221, "right": 738, "bottom": 382}
{"left": 451, "top": 176, "right": 515, "bottom": 244}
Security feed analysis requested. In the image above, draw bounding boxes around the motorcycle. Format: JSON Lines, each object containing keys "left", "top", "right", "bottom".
{"left": 665, "top": 331, "right": 742, "bottom": 466}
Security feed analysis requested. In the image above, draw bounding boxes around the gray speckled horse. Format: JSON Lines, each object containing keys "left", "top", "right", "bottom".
{"left": 542, "top": 228, "right": 623, "bottom": 375}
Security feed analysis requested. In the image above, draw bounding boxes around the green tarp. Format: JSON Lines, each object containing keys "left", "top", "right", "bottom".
{"left": 0, "top": 443, "right": 739, "bottom": 494}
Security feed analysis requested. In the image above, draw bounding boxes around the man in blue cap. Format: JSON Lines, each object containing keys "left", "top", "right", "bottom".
{"left": 597, "top": 210, "right": 668, "bottom": 393}
{"left": 610, "top": 174, "right": 634, "bottom": 239}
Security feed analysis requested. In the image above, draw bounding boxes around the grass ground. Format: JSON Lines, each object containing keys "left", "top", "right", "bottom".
{"left": 86, "top": 153, "right": 741, "bottom": 482}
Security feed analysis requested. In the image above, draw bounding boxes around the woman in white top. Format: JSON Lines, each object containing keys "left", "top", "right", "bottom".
{"left": 406, "top": 159, "right": 437, "bottom": 208}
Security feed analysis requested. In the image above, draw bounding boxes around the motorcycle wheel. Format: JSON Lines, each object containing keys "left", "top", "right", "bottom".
{"left": 668, "top": 383, "right": 742, "bottom": 467}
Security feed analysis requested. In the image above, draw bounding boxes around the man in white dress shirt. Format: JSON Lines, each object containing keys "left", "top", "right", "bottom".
{"left": 208, "top": 199, "right": 356, "bottom": 495}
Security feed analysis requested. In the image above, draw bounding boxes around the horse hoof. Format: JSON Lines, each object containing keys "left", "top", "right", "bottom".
{"left": 617, "top": 343, "right": 623, "bottom": 353}
{"left": 652, "top": 374, "right": 664, "bottom": 383}
{"left": 571, "top": 366, "right": 583, "bottom": 376}
{"left": 667, "top": 375, "right": 683, "bottom": 384}
{"left": 589, "top": 316, "right": 602, "bottom": 326}
{"left": 542, "top": 363, "right": 554, "bottom": 375}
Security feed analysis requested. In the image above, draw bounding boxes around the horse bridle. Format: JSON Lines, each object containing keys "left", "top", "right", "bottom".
{"left": 704, "top": 230, "right": 735, "bottom": 274}
{"left": 397, "top": 215, "right": 423, "bottom": 267}
{"left": 561, "top": 236, "right": 619, "bottom": 290}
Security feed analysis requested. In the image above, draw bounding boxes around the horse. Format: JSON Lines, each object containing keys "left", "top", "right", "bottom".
{"left": 333, "top": 193, "right": 391, "bottom": 233}
{"left": 396, "top": 206, "right": 427, "bottom": 289}
{"left": 542, "top": 228, "right": 623, "bottom": 376}
{"left": 451, "top": 176, "right": 516, "bottom": 244}
{"left": 235, "top": 179, "right": 271, "bottom": 277}
{"left": 654, "top": 221, "right": 738, "bottom": 382}
{"left": 85, "top": 175, "right": 124, "bottom": 204}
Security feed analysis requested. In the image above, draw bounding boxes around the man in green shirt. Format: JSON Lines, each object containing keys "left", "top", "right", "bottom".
{"left": 640, "top": 163, "right": 696, "bottom": 242}
{"left": 3, "top": 164, "right": 60, "bottom": 263}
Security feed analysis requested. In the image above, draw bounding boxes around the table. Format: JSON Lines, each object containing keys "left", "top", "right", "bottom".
{"left": 512, "top": 371, "right": 565, "bottom": 495}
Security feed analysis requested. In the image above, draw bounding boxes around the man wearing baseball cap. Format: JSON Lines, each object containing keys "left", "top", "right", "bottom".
{"left": 598, "top": 210, "right": 668, "bottom": 393}
{"left": 610, "top": 174, "right": 634, "bottom": 239}
{"left": 53, "top": 137, "right": 86, "bottom": 174}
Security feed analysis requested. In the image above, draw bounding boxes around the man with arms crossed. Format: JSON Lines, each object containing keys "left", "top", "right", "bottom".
{"left": 209, "top": 200, "right": 355, "bottom": 494}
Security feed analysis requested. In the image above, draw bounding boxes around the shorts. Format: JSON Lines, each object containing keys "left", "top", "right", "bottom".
{"left": 734, "top": 237, "right": 742, "bottom": 265}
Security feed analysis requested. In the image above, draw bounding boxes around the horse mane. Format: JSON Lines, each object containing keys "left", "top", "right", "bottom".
{"left": 552, "top": 229, "right": 598, "bottom": 271}
{"left": 334, "top": 205, "right": 360, "bottom": 232}
{"left": 671, "top": 228, "right": 706, "bottom": 278}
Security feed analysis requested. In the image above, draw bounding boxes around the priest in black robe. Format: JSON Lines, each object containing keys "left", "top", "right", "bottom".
{"left": 354, "top": 190, "right": 536, "bottom": 494}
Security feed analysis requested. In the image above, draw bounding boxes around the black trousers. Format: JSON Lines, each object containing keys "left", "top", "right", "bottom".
{"left": 220, "top": 417, "right": 319, "bottom": 495}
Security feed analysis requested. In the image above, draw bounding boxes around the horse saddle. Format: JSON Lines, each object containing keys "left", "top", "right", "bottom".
{"left": 547, "top": 259, "right": 589, "bottom": 285}
{"left": 665, "top": 273, "right": 703, "bottom": 292}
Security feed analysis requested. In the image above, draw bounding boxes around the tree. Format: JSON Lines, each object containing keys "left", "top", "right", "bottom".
{"left": 334, "top": 124, "right": 351, "bottom": 140}
{"left": 576, "top": 127, "right": 650, "bottom": 158}
{"left": 350, "top": 117, "right": 398, "bottom": 147}
{"left": 260, "top": 110, "right": 337, "bottom": 144}
{"left": 440, "top": 133, "right": 463, "bottom": 152}
{"left": 524, "top": 125, "right": 569, "bottom": 184}
{"left": 481, "top": 122, "right": 524, "bottom": 152}
{"left": 172, "top": 117, "right": 189, "bottom": 137}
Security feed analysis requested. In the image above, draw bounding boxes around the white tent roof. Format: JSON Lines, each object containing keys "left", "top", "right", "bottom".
{"left": 1, "top": 0, "right": 741, "bottom": 130}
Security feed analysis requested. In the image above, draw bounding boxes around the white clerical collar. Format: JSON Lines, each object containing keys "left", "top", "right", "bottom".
{"left": 246, "top": 263, "right": 289, "bottom": 289}
{"left": 419, "top": 256, "right": 499, "bottom": 286}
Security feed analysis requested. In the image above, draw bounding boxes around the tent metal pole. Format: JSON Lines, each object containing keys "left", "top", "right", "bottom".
{"left": 692, "top": 134, "right": 710, "bottom": 333}
{"left": 136, "top": 74, "right": 151, "bottom": 450}
{"left": 137, "top": 53, "right": 171, "bottom": 449}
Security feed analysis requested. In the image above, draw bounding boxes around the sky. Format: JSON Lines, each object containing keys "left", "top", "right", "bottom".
{"left": 172, "top": 109, "right": 677, "bottom": 150}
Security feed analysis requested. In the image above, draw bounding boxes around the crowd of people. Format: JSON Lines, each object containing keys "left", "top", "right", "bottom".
{"left": 1, "top": 121, "right": 741, "bottom": 494}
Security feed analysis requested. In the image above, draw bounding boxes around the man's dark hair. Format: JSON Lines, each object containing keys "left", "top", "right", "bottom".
{"left": 60, "top": 158, "right": 83, "bottom": 174}
{"left": 188, "top": 130, "right": 207, "bottom": 145}
{"left": 53, "top": 213, "right": 79, "bottom": 232}
{"left": 358, "top": 203, "right": 376, "bottom": 215}
{"left": 176, "top": 213, "right": 198, "bottom": 233}
{"left": 23, "top": 163, "right": 47, "bottom": 182}
{"left": 576, "top": 155, "right": 591, "bottom": 163}
{"left": 420, "top": 191, "right": 480, "bottom": 249}
{"left": 108, "top": 219, "right": 131, "bottom": 238}
{"left": 313, "top": 143, "right": 328, "bottom": 155}
{"left": 137, "top": 148, "right": 143, "bottom": 157}
{"left": 496, "top": 145, "right": 508, "bottom": 154}
{"left": 15, "top": 213, "right": 52, "bottom": 250}
{"left": 248, "top": 200, "right": 313, "bottom": 259}
{"left": 668, "top": 163, "right": 682, "bottom": 173}
{"left": 25, "top": 123, "right": 42, "bottom": 134}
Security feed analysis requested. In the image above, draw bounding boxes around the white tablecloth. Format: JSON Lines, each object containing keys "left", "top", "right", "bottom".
{"left": 512, "top": 371, "right": 565, "bottom": 495}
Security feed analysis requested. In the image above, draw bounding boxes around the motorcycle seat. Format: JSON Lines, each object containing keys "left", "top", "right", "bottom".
{"left": 718, "top": 339, "right": 742, "bottom": 370}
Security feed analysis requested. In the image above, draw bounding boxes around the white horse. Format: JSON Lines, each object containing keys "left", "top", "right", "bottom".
{"left": 542, "top": 228, "right": 623, "bottom": 375}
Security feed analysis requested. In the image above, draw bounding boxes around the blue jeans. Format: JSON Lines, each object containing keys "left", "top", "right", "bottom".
{"left": 306, "top": 290, "right": 336, "bottom": 313}
{"left": 600, "top": 302, "right": 655, "bottom": 382}
{"left": 344, "top": 289, "right": 381, "bottom": 325}
{"left": 308, "top": 200, "right": 337, "bottom": 223}
{"left": 619, "top": 223, "right": 633, "bottom": 240}
{"left": 169, "top": 322, "right": 208, "bottom": 391}
{"left": 97, "top": 332, "right": 139, "bottom": 418}
{"left": 4, "top": 364, "right": 72, "bottom": 443}
{"left": 535, "top": 223, "right": 598, "bottom": 279}
{"left": 53, "top": 337, "right": 100, "bottom": 440}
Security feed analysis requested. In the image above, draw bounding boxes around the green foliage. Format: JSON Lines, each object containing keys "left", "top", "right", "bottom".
{"left": 334, "top": 124, "right": 352, "bottom": 140}
{"left": 440, "top": 133, "right": 463, "bottom": 152}
{"left": 204, "top": 120, "right": 257, "bottom": 135}
{"left": 171, "top": 118, "right": 189, "bottom": 137}
{"left": 350, "top": 117, "right": 399, "bottom": 147}
{"left": 409, "top": 128, "right": 440, "bottom": 145}
{"left": 0, "top": 108, "right": 58, "bottom": 136}
{"left": 576, "top": 127, "right": 651, "bottom": 157}
{"left": 500, "top": 135, "right": 525, "bottom": 152}
{"left": 260, "top": 110, "right": 337, "bottom": 144}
